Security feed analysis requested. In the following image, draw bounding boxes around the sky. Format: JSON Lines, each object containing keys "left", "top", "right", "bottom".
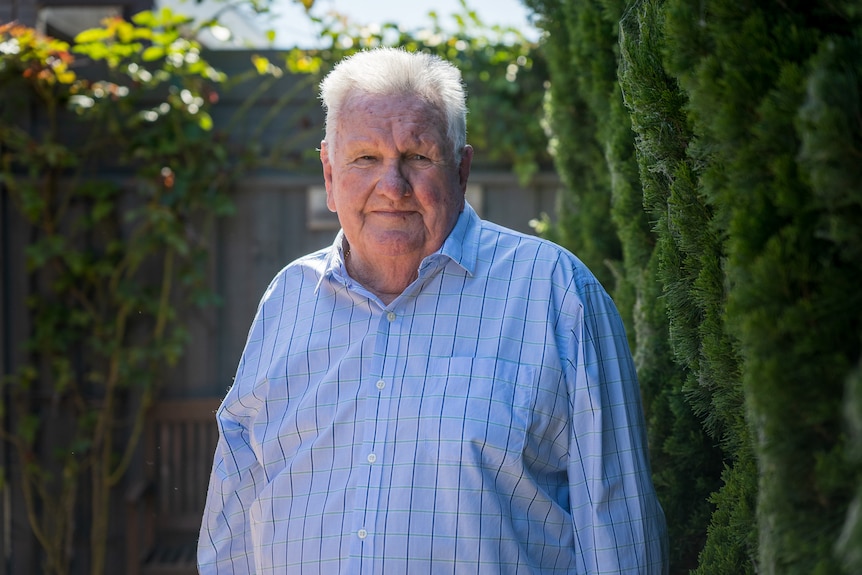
{"left": 264, "top": 0, "right": 540, "bottom": 48}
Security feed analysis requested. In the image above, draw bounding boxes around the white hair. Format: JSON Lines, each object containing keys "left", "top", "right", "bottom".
{"left": 319, "top": 48, "right": 468, "bottom": 161}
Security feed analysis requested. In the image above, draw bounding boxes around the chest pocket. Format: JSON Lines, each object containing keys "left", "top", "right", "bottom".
{"left": 415, "top": 357, "right": 537, "bottom": 469}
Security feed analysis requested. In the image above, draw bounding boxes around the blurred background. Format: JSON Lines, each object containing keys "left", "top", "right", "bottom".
{"left": 2, "top": 1, "right": 861, "bottom": 574}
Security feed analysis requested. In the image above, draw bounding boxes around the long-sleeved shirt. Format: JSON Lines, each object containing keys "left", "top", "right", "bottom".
{"left": 198, "top": 202, "right": 668, "bottom": 574}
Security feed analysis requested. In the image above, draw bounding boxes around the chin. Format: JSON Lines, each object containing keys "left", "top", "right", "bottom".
{"left": 369, "top": 231, "right": 426, "bottom": 255}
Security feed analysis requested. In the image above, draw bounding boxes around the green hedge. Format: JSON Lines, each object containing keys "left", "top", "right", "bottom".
{"left": 525, "top": 0, "right": 862, "bottom": 572}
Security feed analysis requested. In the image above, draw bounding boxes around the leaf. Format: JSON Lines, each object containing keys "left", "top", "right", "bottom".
{"left": 132, "top": 27, "right": 153, "bottom": 41}
{"left": 74, "top": 27, "right": 113, "bottom": 44}
{"left": 251, "top": 54, "right": 271, "bottom": 75}
{"left": 142, "top": 46, "right": 165, "bottom": 61}
{"left": 116, "top": 21, "right": 135, "bottom": 44}
{"left": 56, "top": 70, "right": 76, "bottom": 84}
{"left": 198, "top": 112, "right": 213, "bottom": 131}
{"left": 73, "top": 42, "right": 110, "bottom": 60}
{"left": 131, "top": 10, "right": 157, "bottom": 27}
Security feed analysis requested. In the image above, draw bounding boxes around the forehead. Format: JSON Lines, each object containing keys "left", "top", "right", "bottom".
{"left": 337, "top": 93, "right": 447, "bottom": 147}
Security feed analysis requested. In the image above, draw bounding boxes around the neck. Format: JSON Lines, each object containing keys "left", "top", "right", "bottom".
{"left": 344, "top": 244, "right": 419, "bottom": 305}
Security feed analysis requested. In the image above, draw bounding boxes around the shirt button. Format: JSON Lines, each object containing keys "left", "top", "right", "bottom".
{"left": 367, "top": 453, "right": 377, "bottom": 464}
{"left": 357, "top": 528, "right": 368, "bottom": 540}
{"left": 376, "top": 379, "right": 386, "bottom": 390}
{"left": 386, "top": 311, "right": 396, "bottom": 322}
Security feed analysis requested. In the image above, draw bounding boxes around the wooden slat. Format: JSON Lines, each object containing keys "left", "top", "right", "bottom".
{"left": 135, "top": 398, "right": 222, "bottom": 574}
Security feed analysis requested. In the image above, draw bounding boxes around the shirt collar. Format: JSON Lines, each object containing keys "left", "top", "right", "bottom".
{"left": 437, "top": 200, "right": 479, "bottom": 277}
{"left": 316, "top": 200, "right": 481, "bottom": 292}
{"left": 315, "top": 230, "right": 349, "bottom": 292}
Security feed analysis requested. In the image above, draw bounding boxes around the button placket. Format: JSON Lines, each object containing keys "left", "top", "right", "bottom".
{"left": 351, "top": 304, "right": 404, "bottom": 560}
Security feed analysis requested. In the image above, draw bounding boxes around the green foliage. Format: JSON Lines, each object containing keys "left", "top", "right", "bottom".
{"left": 839, "top": 353, "right": 862, "bottom": 573}
{"left": 660, "top": 2, "right": 860, "bottom": 573}
{"left": 522, "top": 0, "right": 620, "bottom": 290}
{"left": 797, "top": 52, "right": 862, "bottom": 562}
{"left": 525, "top": 5, "right": 729, "bottom": 573}
{"left": 796, "top": 32, "right": 862, "bottom": 268}
{"left": 288, "top": 0, "right": 552, "bottom": 184}
{"left": 617, "top": 2, "right": 730, "bottom": 571}
{"left": 0, "top": 11, "right": 277, "bottom": 574}
{"left": 532, "top": 0, "right": 862, "bottom": 573}
{"left": 630, "top": 0, "right": 862, "bottom": 572}
{"left": 693, "top": 456, "right": 758, "bottom": 575}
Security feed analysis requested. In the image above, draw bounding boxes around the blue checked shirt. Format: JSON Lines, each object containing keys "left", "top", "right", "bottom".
{"left": 198, "top": 203, "right": 668, "bottom": 574}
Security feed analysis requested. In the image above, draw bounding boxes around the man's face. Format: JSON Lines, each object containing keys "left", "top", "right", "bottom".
{"left": 321, "top": 93, "right": 472, "bottom": 264}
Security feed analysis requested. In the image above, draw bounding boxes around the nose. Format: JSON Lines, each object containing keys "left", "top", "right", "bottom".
{"left": 376, "top": 159, "right": 412, "bottom": 198}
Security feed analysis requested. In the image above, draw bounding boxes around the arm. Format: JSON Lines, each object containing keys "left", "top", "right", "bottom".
{"left": 197, "top": 400, "right": 264, "bottom": 575}
{"left": 567, "top": 281, "right": 668, "bottom": 574}
{"left": 198, "top": 270, "right": 292, "bottom": 573}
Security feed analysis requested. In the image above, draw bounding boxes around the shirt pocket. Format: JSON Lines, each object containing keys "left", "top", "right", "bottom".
{"left": 416, "top": 356, "right": 537, "bottom": 469}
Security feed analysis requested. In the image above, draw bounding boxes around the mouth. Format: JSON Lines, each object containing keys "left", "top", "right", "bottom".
{"left": 373, "top": 209, "right": 416, "bottom": 219}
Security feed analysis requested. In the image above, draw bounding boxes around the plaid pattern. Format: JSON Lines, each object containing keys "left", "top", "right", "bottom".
{"left": 198, "top": 203, "right": 667, "bottom": 574}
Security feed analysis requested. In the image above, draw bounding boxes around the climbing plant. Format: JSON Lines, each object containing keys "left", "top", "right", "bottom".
{"left": 0, "top": 10, "right": 282, "bottom": 573}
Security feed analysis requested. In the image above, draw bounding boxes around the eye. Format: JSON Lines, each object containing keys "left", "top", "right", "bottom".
{"left": 409, "top": 154, "right": 431, "bottom": 162}
{"left": 352, "top": 155, "right": 377, "bottom": 165}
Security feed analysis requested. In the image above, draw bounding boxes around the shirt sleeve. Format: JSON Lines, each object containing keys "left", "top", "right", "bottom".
{"left": 566, "top": 280, "right": 669, "bottom": 574}
{"left": 197, "top": 395, "right": 264, "bottom": 575}
{"left": 198, "top": 271, "right": 289, "bottom": 574}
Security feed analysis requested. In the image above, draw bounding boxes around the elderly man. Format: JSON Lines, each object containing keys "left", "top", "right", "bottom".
{"left": 198, "top": 47, "right": 668, "bottom": 574}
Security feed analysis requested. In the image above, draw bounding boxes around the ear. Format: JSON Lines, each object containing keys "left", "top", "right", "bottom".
{"left": 458, "top": 145, "right": 473, "bottom": 192}
{"left": 320, "top": 141, "right": 336, "bottom": 212}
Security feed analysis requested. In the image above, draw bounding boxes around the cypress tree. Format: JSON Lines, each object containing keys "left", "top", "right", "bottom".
{"left": 524, "top": 0, "right": 621, "bottom": 291}
{"left": 798, "top": 40, "right": 862, "bottom": 572}
{"left": 525, "top": 0, "right": 862, "bottom": 572}
{"left": 618, "top": 1, "right": 739, "bottom": 570}
{"left": 840, "top": 355, "right": 862, "bottom": 574}
{"left": 660, "top": 1, "right": 862, "bottom": 572}
{"left": 528, "top": 1, "right": 724, "bottom": 570}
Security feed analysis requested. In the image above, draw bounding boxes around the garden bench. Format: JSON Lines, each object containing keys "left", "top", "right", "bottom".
{"left": 126, "top": 397, "right": 222, "bottom": 575}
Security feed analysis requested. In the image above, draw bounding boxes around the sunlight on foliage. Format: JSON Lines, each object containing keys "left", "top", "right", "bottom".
{"left": 267, "top": 0, "right": 551, "bottom": 183}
